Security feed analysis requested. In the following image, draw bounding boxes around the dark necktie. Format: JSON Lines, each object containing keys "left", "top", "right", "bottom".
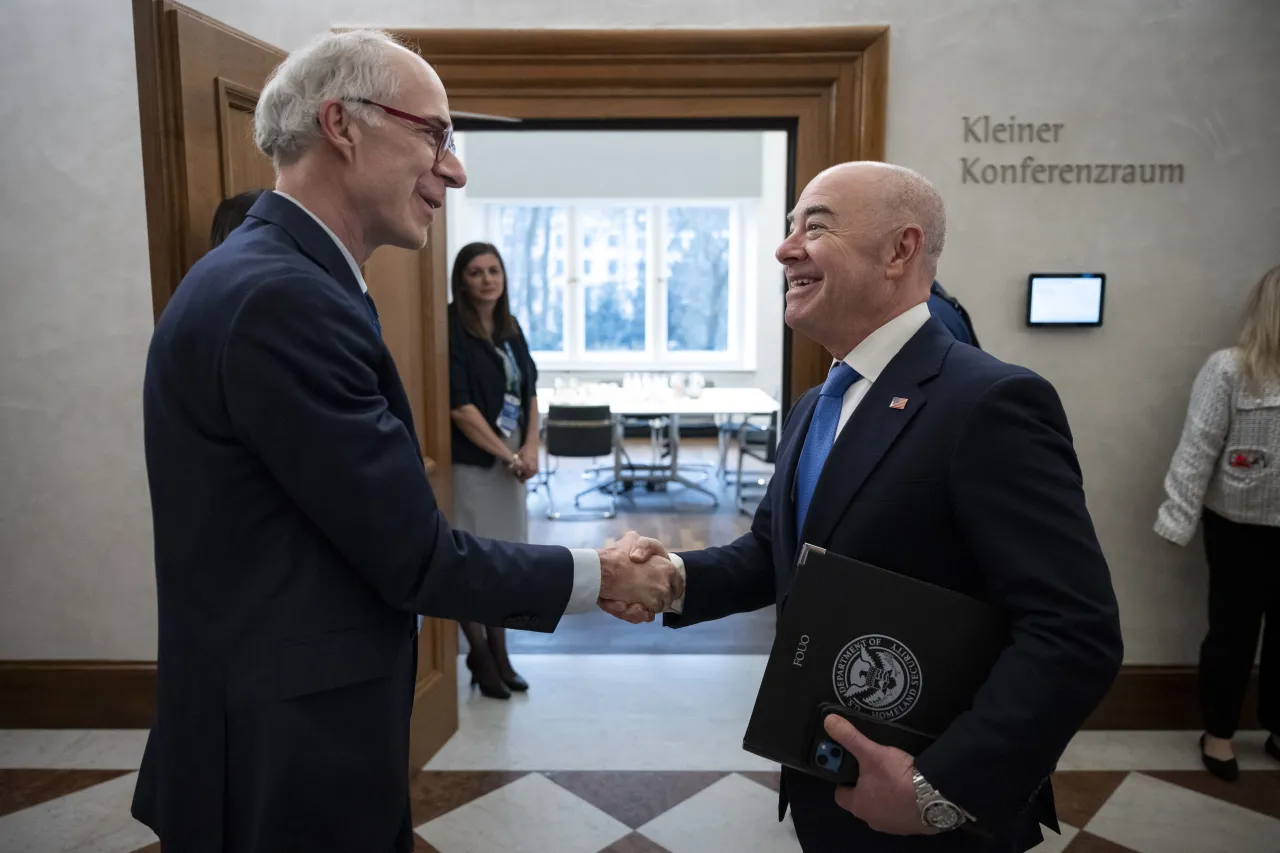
{"left": 364, "top": 292, "right": 382, "bottom": 338}
{"left": 794, "top": 361, "right": 861, "bottom": 544}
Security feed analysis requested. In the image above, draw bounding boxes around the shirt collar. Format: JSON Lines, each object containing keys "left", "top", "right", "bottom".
{"left": 840, "top": 301, "right": 932, "bottom": 382}
{"left": 272, "top": 190, "right": 368, "bottom": 293}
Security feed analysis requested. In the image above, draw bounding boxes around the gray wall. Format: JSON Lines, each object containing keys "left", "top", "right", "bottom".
{"left": 1, "top": 0, "right": 1278, "bottom": 662}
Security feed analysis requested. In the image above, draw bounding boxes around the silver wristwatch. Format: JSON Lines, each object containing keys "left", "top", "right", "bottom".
{"left": 912, "top": 770, "right": 973, "bottom": 831}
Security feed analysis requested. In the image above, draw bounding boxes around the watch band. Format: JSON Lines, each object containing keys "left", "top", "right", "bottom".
{"left": 912, "top": 770, "right": 974, "bottom": 829}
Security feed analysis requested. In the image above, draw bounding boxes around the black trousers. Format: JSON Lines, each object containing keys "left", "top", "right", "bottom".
{"left": 1199, "top": 509, "right": 1280, "bottom": 738}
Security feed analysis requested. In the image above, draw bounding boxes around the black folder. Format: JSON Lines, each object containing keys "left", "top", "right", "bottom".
{"left": 743, "top": 544, "right": 1009, "bottom": 785}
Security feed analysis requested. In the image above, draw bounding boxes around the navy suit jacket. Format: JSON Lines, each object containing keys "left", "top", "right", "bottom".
{"left": 929, "top": 292, "right": 973, "bottom": 345}
{"left": 133, "top": 192, "right": 575, "bottom": 853}
{"left": 666, "top": 317, "right": 1122, "bottom": 852}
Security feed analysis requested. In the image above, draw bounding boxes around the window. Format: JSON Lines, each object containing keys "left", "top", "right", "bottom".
{"left": 481, "top": 200, "right": 743, "bottom": 367}
{"left": 665, "top": 206, "right": 731, "bottom": 352}
{"left": 581, "top": 206, "right": 646, "bottom": 352}
{"left": 484, "top": 205, "right": 568, "bottom": 352}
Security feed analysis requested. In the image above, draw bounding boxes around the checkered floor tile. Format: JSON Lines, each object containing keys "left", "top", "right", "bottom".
{"left": 4, "top": 766, "right": 1276, "bottom": 852}
{"left": 2, "top": 655, "right": 1277, "bottom": 852}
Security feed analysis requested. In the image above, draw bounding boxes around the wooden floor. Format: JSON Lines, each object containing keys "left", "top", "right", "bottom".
{"left": 498, "top": 438, "right": 778, "bottom": 654}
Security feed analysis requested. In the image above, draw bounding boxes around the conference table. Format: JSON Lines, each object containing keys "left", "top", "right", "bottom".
{"left": 536, "top": 384, "right": 781, "bottom": 506}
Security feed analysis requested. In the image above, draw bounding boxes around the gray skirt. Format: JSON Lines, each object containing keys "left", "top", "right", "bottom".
{"left": 452, "top": 430, "right": 529, "bottom": 543}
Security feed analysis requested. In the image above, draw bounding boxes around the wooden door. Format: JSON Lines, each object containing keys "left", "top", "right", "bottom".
{"left": 132, "top": 0, "right": 458, "bottom": 771}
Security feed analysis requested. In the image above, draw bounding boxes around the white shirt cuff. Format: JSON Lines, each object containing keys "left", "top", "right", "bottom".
{"left": 565, "top": 548, "right": 602, "bottom": 614}
{"left": 667, "top": 553, "right": 686, "bottom": 614}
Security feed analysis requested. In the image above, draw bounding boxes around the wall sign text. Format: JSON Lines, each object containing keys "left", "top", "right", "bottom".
{"left": 961, "top": 115, "right": 1185, "bottom": 185}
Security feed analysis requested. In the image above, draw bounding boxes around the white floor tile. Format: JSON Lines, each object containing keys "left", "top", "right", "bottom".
{"left": 415, "top": 772, "right": 630, "bottom": 853}
{"left": 637, "top": 773, "right": 803, "bottom": 853}
{"left": 1057, "top": 730, "right": 1276, "bottom": 771}
{"left": 426, "top": 654, "right": 779, "bottom": 771}
{"left": 1085, "top": 772, "right": 1280, "bottom": 853}
{"left": 0, "top": 772, "right": 155, "bottom": 853}
{"left": 0, "top": 731, "right": 147, "bottom": 770}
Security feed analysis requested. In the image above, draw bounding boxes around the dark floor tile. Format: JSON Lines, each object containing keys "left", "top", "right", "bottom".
{"left": 739, "top": 770, "right": 781, "bottom": 793}
{"left": 1049, "top": 771, "right": 1129, "bottom": 828}
{"left": 1062, "top": 831, "right": 1140, "bottom": 852}
{"left": 1146, "top": 770, "right": 1280, "bottom": 820}
{"left": 542, "top": 771, "right": 728, "bottom": 828}
{"left": 408, "top": 770, "right": 530, "bottom": 825}
{"left": 412, "top": 835, "right": 443, "bottom": 852}
{"left": 0, "top": 769, "right": 133, "bottom": 818}
{"left": 598, "top": 832, "right": 674, "bottom": 853}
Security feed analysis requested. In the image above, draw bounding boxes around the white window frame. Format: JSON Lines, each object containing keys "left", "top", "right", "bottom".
{"left": 478, "top": 197, "right": 752, "bottom": 372}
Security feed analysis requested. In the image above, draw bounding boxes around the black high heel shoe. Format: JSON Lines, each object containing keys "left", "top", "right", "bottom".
{"left": 1200, "top": 734, "right": 1239, "bottom": 782}
{"left": 502, "top": 672, "right": 529, "bottom": 692}
{"left": 466, "top": 653, "right": 511, "bottom": 700}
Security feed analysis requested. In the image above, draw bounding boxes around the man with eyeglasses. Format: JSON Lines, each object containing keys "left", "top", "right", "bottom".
{"left": 134, "top": 28, "right": 683, "bottom": 852}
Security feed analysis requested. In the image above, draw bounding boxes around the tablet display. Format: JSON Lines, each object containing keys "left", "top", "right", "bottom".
{"left": 1027, "top": 274, "right": 1105, "bottom": 326}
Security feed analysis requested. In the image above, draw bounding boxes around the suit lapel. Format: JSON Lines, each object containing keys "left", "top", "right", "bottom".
{"left": 800, "top": 318, "right": 954, "bottom": 548}
{"left": 247, "top": 192, "right": 365, "bottom": 301}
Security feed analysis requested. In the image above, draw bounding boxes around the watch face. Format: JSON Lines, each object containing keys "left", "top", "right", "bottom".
{"left": 923, "top": 801, "right": 963, "bottom": 830}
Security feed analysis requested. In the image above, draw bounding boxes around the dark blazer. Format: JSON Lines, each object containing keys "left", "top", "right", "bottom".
{"left": 929, "top": 280, "right": 979, "bottom": 348}
{"left": 133, "top": 191, "right": 576, "bottom": 853}
{"left": 665, "top": 317, "right": 1122, "bottom": 853}
{"left": 448, "top": 306, "right": 538, "bottom": 467}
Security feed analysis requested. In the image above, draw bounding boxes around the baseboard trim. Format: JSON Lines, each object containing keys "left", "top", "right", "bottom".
{"left": 0, "top": 661, "right": 157, "bottom": 728}
{"left": 0, "top": 661, "right": 1260, "bottom": 731}
{"left": 1084, "top": 664, "right": 1259, "bottom": 730}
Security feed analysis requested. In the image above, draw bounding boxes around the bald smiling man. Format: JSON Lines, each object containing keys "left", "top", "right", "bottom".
{"left": 615, "top": 163, "right": 1124, "bottom": 853}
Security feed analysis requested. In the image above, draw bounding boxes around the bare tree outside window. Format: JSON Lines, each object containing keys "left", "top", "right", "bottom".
{"left": 665, "top": 206, "right": 730, "bottom": 352}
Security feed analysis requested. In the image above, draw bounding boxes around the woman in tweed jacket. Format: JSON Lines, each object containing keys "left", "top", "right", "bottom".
{"left": 1155, "top": 264, "right": 1280, "bottom": 781}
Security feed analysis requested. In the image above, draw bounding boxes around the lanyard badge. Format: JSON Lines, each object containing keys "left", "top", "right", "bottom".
{"left": 495, "top": 342, "right": 522, "bottom": 438}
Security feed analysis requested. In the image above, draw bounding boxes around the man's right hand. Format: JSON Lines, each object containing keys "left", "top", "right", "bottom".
{"left": 596, "top": 531, "right": 682, "bottom": 618}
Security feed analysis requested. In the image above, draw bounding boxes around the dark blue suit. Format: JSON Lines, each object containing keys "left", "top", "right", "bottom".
{"left": 929, "top": 281, "right": 978, "bottom": 347}
{"left": 133, "top": 192, "right": 575, "bottom": 852}
{"left": 666, "top": 317, "right": 1122, "bottom": 852}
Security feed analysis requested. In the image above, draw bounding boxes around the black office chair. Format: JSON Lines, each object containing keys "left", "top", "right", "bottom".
{"left": 734, "top": 412, "right": 777, "bottom": 515}
{"left": 543, "top": 404, "right": 618, "bottom": 520}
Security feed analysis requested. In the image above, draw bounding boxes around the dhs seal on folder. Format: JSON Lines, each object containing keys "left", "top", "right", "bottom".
{"left": 742, "top": 544, "right": 1008, "bottom": 785}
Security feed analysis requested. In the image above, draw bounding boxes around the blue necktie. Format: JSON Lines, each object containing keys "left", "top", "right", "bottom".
{"left": 364, "top": 292, "right": 382, "bottom": 338}
{"left": 795, "top": 362, "right": 860, "bottom": 543}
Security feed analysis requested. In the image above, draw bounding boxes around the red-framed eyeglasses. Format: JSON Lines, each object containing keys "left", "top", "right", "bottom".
{"left": 352, "top": 98, "right": 456, "bottom": 166}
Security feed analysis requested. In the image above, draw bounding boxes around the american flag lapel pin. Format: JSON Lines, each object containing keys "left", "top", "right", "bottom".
{"left": 889, "top": 397, "right": 908, "bottom": 410}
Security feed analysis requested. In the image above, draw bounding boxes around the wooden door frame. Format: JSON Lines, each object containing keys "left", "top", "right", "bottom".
{"left": 394, "top": 27, "right": 890, "bottom": 407}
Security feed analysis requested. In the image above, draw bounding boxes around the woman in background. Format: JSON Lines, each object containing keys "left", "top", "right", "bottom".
{"left": 1155, "top": 263, "right": 1280, "bottom": 781}
{"left": 448, "top": 242, "right": 541, "bottom": 700}
{"left": 209, "top": 189, "right": 265, "bottom": 248}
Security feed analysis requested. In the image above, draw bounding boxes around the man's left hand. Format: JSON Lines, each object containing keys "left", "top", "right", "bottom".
{"left": 823, "top": 714, "right": 938, "bottom": 836}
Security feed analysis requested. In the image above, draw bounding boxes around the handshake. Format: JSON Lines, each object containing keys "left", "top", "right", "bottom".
{"left": 594, "top": 531, "right": 681, "bottom": 623}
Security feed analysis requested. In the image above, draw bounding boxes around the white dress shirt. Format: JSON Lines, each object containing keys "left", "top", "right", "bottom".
{"left": 835, "top": 301, "right": 932, "bottom": 432}
{"left": 274, "top": 191, "right": 602, "bottom": 618}
{"left": 667, "top": 301, "right": 933, "bottom": 613}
